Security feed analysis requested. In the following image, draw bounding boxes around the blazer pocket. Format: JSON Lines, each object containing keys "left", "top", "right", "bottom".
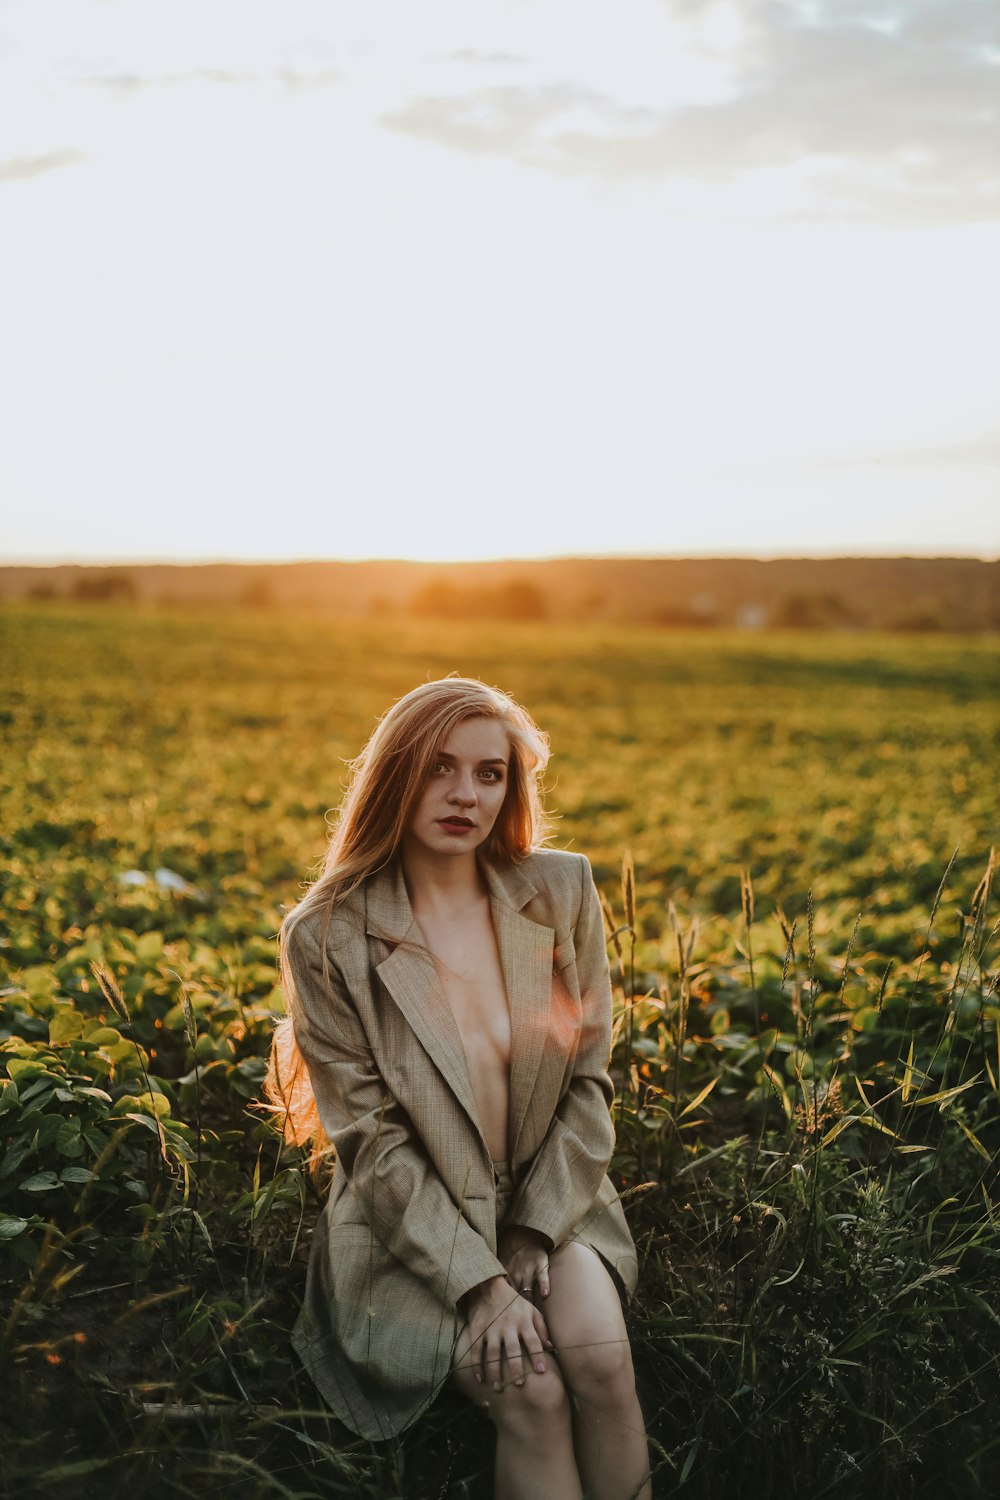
{"left": 328, "top": 1176, "right": 374, "bottom": 1228}
{"left": 553, "top": 937, "right": 577, "bottom": 973}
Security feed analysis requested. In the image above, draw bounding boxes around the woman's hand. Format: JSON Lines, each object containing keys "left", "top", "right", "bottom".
{"left": 462, "top": 1274, "right": 553, "bottom": 1392}
{"left": 499, "top": 1224, "right": 552, "bottom": 1301}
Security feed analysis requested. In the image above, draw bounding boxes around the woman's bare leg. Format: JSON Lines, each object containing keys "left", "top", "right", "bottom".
{"left": 453, "top": 1322, "right": 583, "bottom": 1500}
{"left": 543, "top": 1242, "right": 652, "bottom": 1500}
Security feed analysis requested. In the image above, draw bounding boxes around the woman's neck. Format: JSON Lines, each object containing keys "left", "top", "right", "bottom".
{"left": 400, "top": 843, "right": 489, "bottom": 920}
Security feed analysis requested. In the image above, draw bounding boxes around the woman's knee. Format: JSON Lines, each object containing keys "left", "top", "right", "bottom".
{"left": 544, "top": 1242, "right": 639, "bottom": 1410}
{"left": 494, "top": 1367, "right": 572, "bottom": 1435}
{"left": 562, "top": 1337, "right": 637, "bottom": 1411}
{"left": 456, "top": 1362, "right": 571, "bottom": 1435}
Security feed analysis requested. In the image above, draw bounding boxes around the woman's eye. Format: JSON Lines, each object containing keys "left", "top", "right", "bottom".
{"left": 480, "top": 768, "right": 504, "bottom": 783}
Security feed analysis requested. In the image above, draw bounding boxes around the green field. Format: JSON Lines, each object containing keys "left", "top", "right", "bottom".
{"left": 1, "top": 605, "right": 998, "bottom": 1498}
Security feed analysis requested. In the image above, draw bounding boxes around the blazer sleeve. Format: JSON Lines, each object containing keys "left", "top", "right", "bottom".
{"left": 503, "top": 854, "right": 618, "bottom": 1248}
{"left": 286, "top": 916, "right": 508, "bottom": 1309}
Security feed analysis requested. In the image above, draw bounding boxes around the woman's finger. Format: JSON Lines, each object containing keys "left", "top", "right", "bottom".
{"left": 536, "top": 1257, "right": 551, "bottom": 1299}
{"left": 532, "top": 1307, "right": 554, "bottom": 1351}
{"left": 510, "top": 1251, "right": 543, "bottom": 1291}
{"left": 522, "top": 1320, "right": 547, "bottom": 1376}
{"left": 484, "top": 1329, "right": 504, "bottom": 1391}
{"left": 479, "top": 1323, "right": 498, "bottom": 1386}
{"left": 502, "top": 1329, "right": 525, "bottom": 1390}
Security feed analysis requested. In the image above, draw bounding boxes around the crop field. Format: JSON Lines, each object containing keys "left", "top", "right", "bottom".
{"left": 1, "top": 604, "right": 999, "bottom": 1498}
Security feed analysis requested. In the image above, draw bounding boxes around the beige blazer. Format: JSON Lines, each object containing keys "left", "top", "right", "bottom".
{"left": 287, "top": 846, "right": 638, "bottom": 1440}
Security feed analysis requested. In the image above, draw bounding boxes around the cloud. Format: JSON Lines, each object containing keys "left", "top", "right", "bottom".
{"left": 0, "top": 150, "right": 85, "bottom": 184}
{"left": 273, "top": 65, "right": 343, "bottom": 92}
{"left": 383, "top": 84, "right": 601, "bottom": 160}
{"left": 382, "top": 0, "right": 1000, "bottom": 224}
{"left": 447, "top": 49, "right": 525, "bottom": 66}
{"left": 82, "top": 66, "right": 342, "bottom": 98}
{"left": 194, "top": 65, "right": 344, "bottom": 92}
{"left": 82, "top": 73, "right": 176, "bottom": 97}
{"left": 197, "top": 68, "right": 258, "bottom": 86}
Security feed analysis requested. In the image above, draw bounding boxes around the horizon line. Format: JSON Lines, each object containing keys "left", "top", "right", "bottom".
{"left": 2, "top": 550, "right": 998, "bottom": 569}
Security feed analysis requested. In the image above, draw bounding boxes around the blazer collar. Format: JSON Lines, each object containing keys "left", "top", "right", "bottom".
{"left": 363, "top": 848, "right": 539, "bottom": 943}
{"left": 365, "top": 849, "right": 553, "bottom": 1169}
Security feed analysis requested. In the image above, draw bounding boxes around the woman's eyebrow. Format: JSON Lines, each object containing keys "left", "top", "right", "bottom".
{"left": 436, "top": 752, "right": 509, "bottom": 765}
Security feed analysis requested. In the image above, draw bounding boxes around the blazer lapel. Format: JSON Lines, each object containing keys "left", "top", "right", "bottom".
{"left": 366, "top": 853, "right": 557, "bottom": 1169}
{"left": 366, "top": 862, "right": 485, "bottom": 1140}
{"left": 480, "top": 854, "right": 556, "bottom": 1169}
{"left": 491, "top": 903, "right": 555, "bottom": 1168}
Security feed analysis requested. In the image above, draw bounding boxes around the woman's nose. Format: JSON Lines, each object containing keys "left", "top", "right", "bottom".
{"left": 448, "top": 773, "right": 477, "bottom": 805}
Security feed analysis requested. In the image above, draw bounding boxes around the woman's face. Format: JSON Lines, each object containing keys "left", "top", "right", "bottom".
{"left": 403, "top": 716, "right": 511, "bottom": 861}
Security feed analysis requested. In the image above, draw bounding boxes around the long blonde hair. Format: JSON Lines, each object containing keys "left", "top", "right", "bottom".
{"left": 263, "top": 677, "right": 551, "bottom": 1161}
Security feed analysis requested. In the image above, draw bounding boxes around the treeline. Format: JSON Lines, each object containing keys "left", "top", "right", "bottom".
{"left": 2, "top": 555, "right": 997, "bottom": 632}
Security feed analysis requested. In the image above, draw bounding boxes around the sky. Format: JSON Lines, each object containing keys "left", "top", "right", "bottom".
{"left": 1, "top": 0, "right": 998, "bottom": 565}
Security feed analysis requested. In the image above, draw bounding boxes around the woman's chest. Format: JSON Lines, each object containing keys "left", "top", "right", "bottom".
{"left": 421, "top": 910, "right": 512, "bottom": 1069}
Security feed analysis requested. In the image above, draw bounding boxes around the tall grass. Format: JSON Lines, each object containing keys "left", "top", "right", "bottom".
{"left": 608, "top": 853, "right": 1000, "bottom": 1497}
{"left": 1, "top": 852, "right": 997, "bottom": 1497}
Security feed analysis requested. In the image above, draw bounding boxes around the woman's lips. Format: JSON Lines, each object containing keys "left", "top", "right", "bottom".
{"left": 438, "top": 817, "right": 474, "bottom": 832}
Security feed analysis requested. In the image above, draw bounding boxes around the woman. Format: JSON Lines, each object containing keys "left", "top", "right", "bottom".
{"left": 267, "top": 678, "right": 651, "bottom": 1500}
